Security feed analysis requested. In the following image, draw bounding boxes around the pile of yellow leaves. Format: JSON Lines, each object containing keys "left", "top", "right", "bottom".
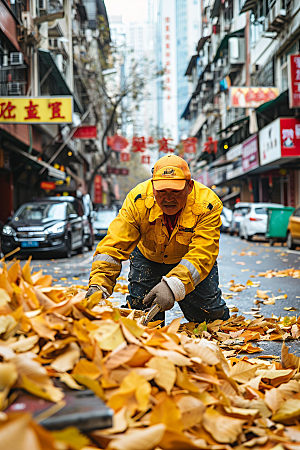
{"left": 258, "top": 269, "right": 300, "bottom": 279}
{"left": 1, "top": 258, "right": 300, "bottom": 450}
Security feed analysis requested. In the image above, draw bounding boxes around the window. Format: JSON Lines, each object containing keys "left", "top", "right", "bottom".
{"left": 255, "top": 207, "right": 268, "bottom": 215}
{"left": 67, "top": 203, "right": 77, "bottom": 216}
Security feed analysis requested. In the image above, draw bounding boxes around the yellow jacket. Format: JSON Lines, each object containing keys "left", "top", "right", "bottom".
{"left": 89, "top": 179, "right": 222, "bottom": 301}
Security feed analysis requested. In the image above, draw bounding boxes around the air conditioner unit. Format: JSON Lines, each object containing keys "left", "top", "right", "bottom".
{"left": 229, "top": 37, "right": 245, "bottom": 64}
{"left": 7, "top": 82, "right": 21, "bottom": 95}
{"left": 22, "top": 12, "right": 36, "bottom": 33}
{"left": 10, "top": 52, "right": 24, "bottom": 65}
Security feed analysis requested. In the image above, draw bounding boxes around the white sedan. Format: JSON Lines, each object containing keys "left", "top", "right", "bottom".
{"left": 239, "top": 203, "right": 283, "bottom": 241}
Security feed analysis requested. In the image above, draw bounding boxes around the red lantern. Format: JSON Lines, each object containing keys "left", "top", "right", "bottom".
{"left": 107, "top": 135, "right": 129, "bottom": 152}
{"left": 120, "top": 151, "right": 130, "bottom": 162}
{"left": 141, "top": 154, "right": 150, "bottom": 164}
{"left": 182, "top": 137, "right": 197, "bottom": 154}
{"left": 158, "top": 137, "right": 173, "bottom": 153}
{"left": 132, "top": 136, "right": 147, "bottom": 152}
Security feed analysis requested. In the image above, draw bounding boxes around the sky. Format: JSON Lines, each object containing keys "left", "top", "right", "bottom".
{"left": 105, "top": 0, "right": 148, "bottom": 24}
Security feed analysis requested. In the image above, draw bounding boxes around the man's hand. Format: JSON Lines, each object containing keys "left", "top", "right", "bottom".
{"left": 85, "top": 285, "right": 103, "bottom": 299}
{"left": 143, "top": 280, "right": 175, "bottom": 312}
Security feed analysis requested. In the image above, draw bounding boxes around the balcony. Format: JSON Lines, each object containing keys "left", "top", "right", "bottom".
{"left": 265, "top": 0, "right": 287, "bottom": 32}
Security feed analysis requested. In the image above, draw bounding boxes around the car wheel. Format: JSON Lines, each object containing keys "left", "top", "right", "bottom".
{"left": 62, "top": 234, "right": 72, "bottom": 258}
{"left": 287, "top": 231, "right": 296, "bottom": 250}
{"left": 239, "top": 227, "right": 244, "bottom": 239}
{"left": 229, "top": 229, "right": 234, "bottom": 236}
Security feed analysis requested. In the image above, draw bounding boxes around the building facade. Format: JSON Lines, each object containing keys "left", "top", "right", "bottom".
{"left": 183, "top": 0, "right": 300, "bottom": 208}
{"left": 0, "top": 0, "right": 115, "bottom": 224}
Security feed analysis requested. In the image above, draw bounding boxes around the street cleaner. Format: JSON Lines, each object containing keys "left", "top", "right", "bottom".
{"left": 86, "top": 154, "right": 229, "bottom": 324}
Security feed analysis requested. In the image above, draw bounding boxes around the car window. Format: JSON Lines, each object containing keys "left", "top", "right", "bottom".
{"left": 234, "top": 207, "right": 249, "bottom": 216}
{"left": 67, "top": 203, "right": 77, "bottom": 216}
{"left": 96, "top": 210, "right": 117, "bottom": 226}
{"left": 15, "top": 203, "right": 66, "bottom": 222}
{"left": 255, "top": 207, "right": 268, "bottom": 215}
{"left": 294, "top": 208, "right": 300, "bottom": 217}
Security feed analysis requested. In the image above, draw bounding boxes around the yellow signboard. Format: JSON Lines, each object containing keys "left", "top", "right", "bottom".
{"left": 0, "top": 96, "right": 73, "bottom": 124}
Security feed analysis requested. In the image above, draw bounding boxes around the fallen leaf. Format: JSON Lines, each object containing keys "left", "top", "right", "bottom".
{"left": 146, "top": 356, "right": 176, "bottom": 394}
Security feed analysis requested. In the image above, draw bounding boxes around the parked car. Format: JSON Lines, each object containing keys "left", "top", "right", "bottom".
{"left": 239, "top": 203, "right": 283, "bottom": 241}
{"left": 229, "top": 203, "right": 251, "bottom": 235}
{"left": 287, "top": 205, "right": 300, "bottom": 249}
{"left": 220, "top": 206, "right": 233, "bottom": 233}
{"left": 46, "top": 196, "right": 95, "bottom": 251}
{"left": 93, "top": 207, "right": 118, "bottom": 239}
{"left": 1, "top": 200, "right": 85, "bottom": 258}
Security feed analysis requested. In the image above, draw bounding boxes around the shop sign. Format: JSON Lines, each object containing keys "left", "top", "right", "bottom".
{"left": 0, "top": 97, "right": 73, "bottom": 124}
{"left": 259, "top": 118, "right": 300, "bottom": 166}
{"left": 40, "top": 181, "right": 56, "bottom": 190}
{"left": 229, "top": 87, "right": 279, "bottom": 108}
{"left": 288, "top": 54, "right": 300, "bottom": 108}
{"left": 73, "top": 125, "right": 97, "bottom": 139}
{"left": 94, "top": 175, "right": 102, "bottom": 204}
{"left": 242, "top": 134, "right": 259, "bottom": 173}
{"left": 226, "top": 143, "right": 242, "bottom": 161}
{"left": 226, "top": 157, "right": 243, "bottom": 180}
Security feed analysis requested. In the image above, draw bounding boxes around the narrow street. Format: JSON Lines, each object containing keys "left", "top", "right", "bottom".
{"left": 24, "top": 234, "right": 300, "bottom": 357}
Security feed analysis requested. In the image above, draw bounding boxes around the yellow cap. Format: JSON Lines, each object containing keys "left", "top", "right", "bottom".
{"left": 152, "top": 154, "right": 191, "bottom": 190}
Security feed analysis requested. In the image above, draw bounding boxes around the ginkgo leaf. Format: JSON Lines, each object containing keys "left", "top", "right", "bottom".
{"left": 202, "top": 407, "right": 245, "bottom": 443}
{"left": 229, "top": 360, "right": 257, "bottom": 383}
{"left": 146, "top": 356, "right": 176, "bottom": 394}
{"left": 106, "top": 424, "right": 166, "bottom": 450}
{"left": 272, "top": 399, "right": 300, "bottom": 424}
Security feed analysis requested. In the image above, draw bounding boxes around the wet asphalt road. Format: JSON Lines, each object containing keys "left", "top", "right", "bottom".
{"left": 22, "top": 234, "right": 300, "bottom": 357}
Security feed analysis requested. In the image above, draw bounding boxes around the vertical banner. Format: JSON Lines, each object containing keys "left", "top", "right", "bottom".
{"left": 288, "top": 54, "right": 300, "bottom": 108}
{"left": 94, "top": 175, "right": 102, "bottom": 204}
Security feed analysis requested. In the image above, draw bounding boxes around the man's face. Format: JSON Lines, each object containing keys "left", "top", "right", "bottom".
{"left": 152, "top": 180, "right": 194, "bottom": 215}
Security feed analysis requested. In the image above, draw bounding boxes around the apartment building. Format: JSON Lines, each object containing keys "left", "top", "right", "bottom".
{"left": 0, "top": 0, "right": 112, "bottom": 223}
{"left": 183, "top": 0, "right": 300, "bottom": 207}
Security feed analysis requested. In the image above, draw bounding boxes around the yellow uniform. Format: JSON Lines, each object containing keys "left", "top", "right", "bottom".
{"left": 89, "top": 179, "right": 222, "bottom": 300}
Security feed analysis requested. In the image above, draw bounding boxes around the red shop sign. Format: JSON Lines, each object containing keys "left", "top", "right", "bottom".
{"left": 288, "top": 55, "right": 300, "bottom": 108}
{"left": 242, "top": 134, "right": 259, "bottom": 173}
{"left": 73, "top": 125, "right": 97, "bottom": 139}
{"left": 280, "top": 118, "right": 300, "bottom": 157}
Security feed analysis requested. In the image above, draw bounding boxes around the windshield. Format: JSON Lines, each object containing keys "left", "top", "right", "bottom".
{"left": 96, "top": 210, "right": 117, "bottom": 227}
{"left": 255, "top": 207, "right": 268, "bottom": 215}
{"left": 15, "top": 203, "right": 66, "bottom": 222}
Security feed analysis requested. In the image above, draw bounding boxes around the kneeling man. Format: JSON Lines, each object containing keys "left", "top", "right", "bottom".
{"left": 86, "top": 154, "right": 229, "bottom": 324}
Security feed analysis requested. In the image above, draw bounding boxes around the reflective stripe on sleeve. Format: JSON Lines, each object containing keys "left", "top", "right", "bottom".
{"left": 93, "top": 254, "right": 121, "bottom": 266}
{"left": 180, "top": 259, "right": 201, "bottom": 286}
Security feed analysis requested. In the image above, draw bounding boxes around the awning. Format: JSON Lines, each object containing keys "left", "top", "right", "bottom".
{"left": 197, "top": 36, "right": 210, "bottom": 53}
{"left": 190, "top": 113, "right": 207, "bottom": 137}
{"left": 185, "top": 55, "right": 198, "bottom": 76}
{"left": 218, "top": 116, "right": 249, "bottom": 135}
{"left": 181, "top": 97, "right": 192, "bottom": 119}
{"left": 77, "top": 4, "right": 88, "bottom": 21}
{"left": 38, "top": 49, "right": 83, "bottom": 114}
{"left": 240, "top": 0, "right": 258, "bottom": 14}
{"left": 256, "top": 90, "right": 288, "bottom": 113}
{"left": 4, "top": 141, "right": 66, "bottom": 180}
{"left": 221, "top": 189, "right": 240, "bottom": 202}
{"left": 213, "top": 28, "right": 245, "bottom": 62}
{"left": 211, "top": 0, "right": 221, "bottom": 18}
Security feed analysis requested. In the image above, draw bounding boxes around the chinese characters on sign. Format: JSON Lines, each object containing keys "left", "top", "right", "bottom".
{"left": 165, "top": 17, "right": 171, "bottom": 101}
{"left": 0, "top": 97, "right": 73, "bottom": 124}
{"left": 242, "top": 134, "right": 259, "bottom": 173}
{"left": 288, "top": 54, "right": 300, "bottom": 108}
{"left": 259, "top": 118, "right": 300, "bottom": 165}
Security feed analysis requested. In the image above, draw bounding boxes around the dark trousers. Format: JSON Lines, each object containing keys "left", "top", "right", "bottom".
{"left": 126, "top": 247, "right": 229, "bottom": 324}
